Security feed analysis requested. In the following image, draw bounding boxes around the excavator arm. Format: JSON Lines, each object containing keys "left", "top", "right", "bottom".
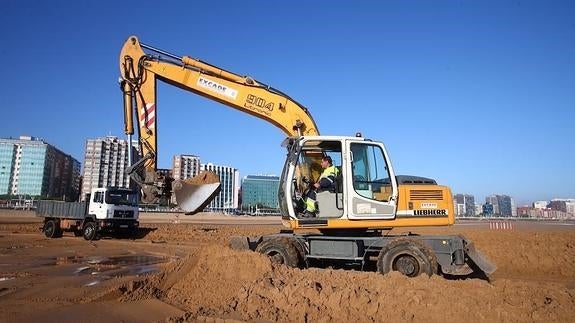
{"left": 119, "top": 35, "right": 319, "bottom": 211}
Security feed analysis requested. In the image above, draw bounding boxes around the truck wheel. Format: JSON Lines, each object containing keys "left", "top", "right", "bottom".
{"left": 377, "top": 238, "right": 437, "bottom": 277}
{"left": 256, "top": 237, "right": 301, "bottom": 268}
{"left": 83, "top": 222, "right": 99, "bottom": 241}
{"left": 43, "top": 220, "right": 62, "bottom": 238}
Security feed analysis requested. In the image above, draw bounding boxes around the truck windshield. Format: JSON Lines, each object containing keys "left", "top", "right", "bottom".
{"left": 105, "top": 190, "right": 139, "bottom": 206}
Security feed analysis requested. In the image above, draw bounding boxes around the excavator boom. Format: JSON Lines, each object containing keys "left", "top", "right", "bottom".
{"left": 120, "top": 35, "right": 318, "bottom": 211}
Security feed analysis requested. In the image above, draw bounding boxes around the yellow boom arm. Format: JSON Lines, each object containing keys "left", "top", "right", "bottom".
{"left": 120, "top": 35, "right": 319, "bottom": 205}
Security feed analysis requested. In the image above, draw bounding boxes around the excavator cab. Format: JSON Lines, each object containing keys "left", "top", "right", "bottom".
{"left": 279, "top": 135, "right": 400, "bottom": 230}
{"left": 291, "top": 139, "right": 343, "bottom": 217}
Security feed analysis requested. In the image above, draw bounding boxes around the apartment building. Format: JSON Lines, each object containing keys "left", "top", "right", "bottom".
{"left": 81, "top": 136, "right": 137, "bottom": 199}
{"left": 173, "top": 155, "right": 201, "bottom": 180}
{"left": 0, "top": 136, "right": 80, "bottom": 200}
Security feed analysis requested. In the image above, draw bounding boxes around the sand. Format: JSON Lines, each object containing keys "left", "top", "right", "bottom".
{"left": 0, "top": 210, "right": 573, "bottom": 322}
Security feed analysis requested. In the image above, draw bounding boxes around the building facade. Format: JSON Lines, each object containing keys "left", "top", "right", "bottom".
{"left": 454, "top": 194, "right": 475, "bottom": 217}
{"left": 200, "top": 163, "right": 239, "bottom": 212}
{"left": 482, "top": 203, "right": 494, "bottom": 215}
{"left": 533, "top": 201, "right": 548, "bottom": 209}
{"left": 566, "top": 202, "right": 575, "bottom": 216}
{"left": 549, "top": 199, "right": 575, "bottom": 215}
{"left": 173, "top": 155, "right": 201, "bottom": 180}
{"left": 0, "top": 136, "right": 80, "bottom": 200}
{"left": 497, "top": 195, "right": 514, "bottom": 217}
{"left": 81, "top": 136, "right": 136, "bottom": 199}
{"left": 485, "top": 194, "right": 516, "bottom": 217}
{"left": 485, "top": 195, "right": 500, "bottom": 215}
{"left": 241, "top": 175, "right": 280, "bottom": 209}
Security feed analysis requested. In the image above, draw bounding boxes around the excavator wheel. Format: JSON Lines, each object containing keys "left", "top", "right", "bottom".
{"left": 377, "top": 238, "right": 437, "bottom": 277}
{"left": 255, "top": 237, "right": 302, "bottom": 268}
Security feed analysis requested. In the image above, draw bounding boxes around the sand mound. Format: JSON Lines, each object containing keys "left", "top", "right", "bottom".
{"left": 165, "top": 245, "right": 272, "bottom": 315}
{"left": 142, "top": 243, "right": 575, "bottom": 322}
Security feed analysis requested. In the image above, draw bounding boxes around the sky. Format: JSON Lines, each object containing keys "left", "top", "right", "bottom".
{"left": 1, "top": 0, "right": 574, "bottom": 205}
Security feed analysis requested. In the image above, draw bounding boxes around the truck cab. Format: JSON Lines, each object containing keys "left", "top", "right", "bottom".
{"left": 87, "top": 187, "right": 139, "bottom": 221}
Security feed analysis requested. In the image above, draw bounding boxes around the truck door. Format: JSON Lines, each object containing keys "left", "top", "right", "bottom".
{"left": 88, "top": 190, "right": 105, "bottom": 218}
{"left": 346, "top": 141, "right": 397, "bottom": 220}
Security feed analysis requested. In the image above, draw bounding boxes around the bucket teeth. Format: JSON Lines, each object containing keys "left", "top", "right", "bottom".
{"left": 173, "top": 171, "right": 221, "bottom": 214}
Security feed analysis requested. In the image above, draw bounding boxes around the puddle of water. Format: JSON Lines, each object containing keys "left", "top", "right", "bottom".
{"left": 82, "top": 264, "right": 160, "bottom": 287}
{"left": 59, "top": 254, "right": 170, "bottom": 286}
{"left": 56, "top": 256, "right": 85, "bottom": 265}
{"left": 52, "top": 255, "right": 166, "bottom": 267}
{"left": 84, "top": 280, "right": 102, "bottom": 287}
{"left": 0, "top": 287, "right": 13, "bottom": 297}
{"left": 74, "top": 266, "right": 92, "bottom": 275}
{"left": 134, "top": 265, "right": 158, "bottom": 275}
{"left": 96, "top": 255, "right": 167, "bottom": 267}
{"left": 1, "top": 253, "right": 174, "bottom": 287}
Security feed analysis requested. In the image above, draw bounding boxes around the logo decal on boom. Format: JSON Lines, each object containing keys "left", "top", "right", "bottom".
{"left": 198, "top": 76, "right": 238, "bottom": 99}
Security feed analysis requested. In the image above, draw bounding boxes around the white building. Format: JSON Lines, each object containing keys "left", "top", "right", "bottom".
{"left": 455, "top": 203, "right": 465, "bottom": 217}
{"left": 474, "top": 204, "right": 483, "bottom": 216}
{"left": 533, "top": 201, "right": 548, "bottom": 209}
{"left": 81, "top": 136, "right": 135, "bottom": 199}
{"left": 201, "top": 163, "right": 240, "bottom": 212}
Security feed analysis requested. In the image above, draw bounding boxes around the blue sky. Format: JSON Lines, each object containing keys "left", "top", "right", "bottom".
{"left": 1, "top": 0, "right": 573, "bottom": 205}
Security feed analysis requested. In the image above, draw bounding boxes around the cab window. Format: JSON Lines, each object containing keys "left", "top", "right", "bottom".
{"left": 93, "top": 191, "right": 104, "bottom": 203}
{"left": 350, "top": 143, "right": 392, "bottom": 202}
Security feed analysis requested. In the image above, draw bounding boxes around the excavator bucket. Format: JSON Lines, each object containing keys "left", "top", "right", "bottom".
{"left": 173, "top": 171, "right": 221, "bottom": 214}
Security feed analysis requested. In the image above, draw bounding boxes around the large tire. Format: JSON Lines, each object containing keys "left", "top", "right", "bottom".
{"left": 43, "top": 220, "right": 61, "bottom": 238}
{"left": 377, "top": 238, "right": 437, "bottom": 277}
{"left": 83, "top": 222, "right": 99, "bottom": 241}
{"left": 255, "top": 237, "right": 301, "bottom": 268}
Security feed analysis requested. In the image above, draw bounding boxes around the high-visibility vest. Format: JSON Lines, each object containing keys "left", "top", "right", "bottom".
{"left": 305, "top": 193, "right": 317, "bottom": 212}
{"left": 319, "top": 165, "right": 339, "bottom": 189}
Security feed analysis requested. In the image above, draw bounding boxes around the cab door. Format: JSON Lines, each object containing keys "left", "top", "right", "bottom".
{"left": 88, "top": 190, "right": 106, "bottom": 219}
{"left": 345, "top": 140, "right": 397, "bottom": 220}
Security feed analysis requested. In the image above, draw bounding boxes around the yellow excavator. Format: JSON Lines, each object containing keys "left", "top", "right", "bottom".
{"left": 119, "top": 36, "right": 495, "bottom": 278}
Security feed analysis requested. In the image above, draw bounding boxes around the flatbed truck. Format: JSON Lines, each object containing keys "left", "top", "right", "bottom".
{"left": 36, "top": 187, "right": 139, "bottom": 240}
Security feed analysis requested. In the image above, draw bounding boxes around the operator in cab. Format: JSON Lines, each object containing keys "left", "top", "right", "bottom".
{"left": 302, "top": 156, "right": 340, "bottom": 217}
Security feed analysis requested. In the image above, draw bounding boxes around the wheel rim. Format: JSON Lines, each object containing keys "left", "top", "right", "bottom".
{"left": 267, "top": 251, "right": 285, "bottom": 264}
{"left": 393, "top": 255, "right": 420, "bottom": 277}
{"left": 45, "top": 222, "right": 54, "bottom": 237}
{"left": 85, "top": 225, "right": 94, "bottom": 238}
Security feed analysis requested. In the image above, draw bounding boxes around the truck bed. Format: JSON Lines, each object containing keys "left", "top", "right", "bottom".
{"left": 35, "top": 200, "right": 87, "bottom": 219}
